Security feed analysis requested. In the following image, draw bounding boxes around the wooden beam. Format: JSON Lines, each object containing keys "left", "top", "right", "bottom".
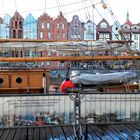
{"left": 0, "top": 38, "right": 131, "bottom": 43}
{"left": 0, "top": 55, "right": 139, "bottom": 62}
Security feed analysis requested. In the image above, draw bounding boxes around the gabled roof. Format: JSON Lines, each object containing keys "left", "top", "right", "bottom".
{"left": 97, "top": 18, "right": 110, "bottom": 27}
{"left": 11, "top": 11, "right": 24, "bottom": 20}
{"left": 123, "top": 19, "right": 132, "bottom": 26}
{"left": 25, "top": 13, "right": 36, "bottom": 21}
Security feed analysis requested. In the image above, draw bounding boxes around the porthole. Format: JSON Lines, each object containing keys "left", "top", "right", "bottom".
{"left": 16, "top": 77, "right": 22, "bottom": 84}
{"left": 0, "top": 78, "right": 3, "bottom": 84}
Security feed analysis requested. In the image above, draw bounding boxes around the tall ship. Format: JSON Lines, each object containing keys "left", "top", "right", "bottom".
{"left": 0, "top": 0, "right": 139, "bottom": 139}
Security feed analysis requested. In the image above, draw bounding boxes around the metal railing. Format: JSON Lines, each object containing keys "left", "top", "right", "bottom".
{"left": 0, "top": 92, "right": 140, "bottom": 128}
{"left": 81, "top": 93, "right": 140, "bottom": 124}
{"left": 0, "top": 94, "right": 74, "bottom": 127}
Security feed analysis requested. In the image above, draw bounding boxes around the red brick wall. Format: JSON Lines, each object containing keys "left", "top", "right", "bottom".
{"left": 10, "top": 12, "right": 24, "bottom": 39}
{"left": 37, "top": 13, "right": 54, "bottom": 40}
{"left": 53, "top": 13, "right": 68, "bottom": 41}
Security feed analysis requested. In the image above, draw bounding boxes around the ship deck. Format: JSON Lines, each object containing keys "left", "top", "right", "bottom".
{"left": 0, "top": 123, "right": 139, "bottom": 140}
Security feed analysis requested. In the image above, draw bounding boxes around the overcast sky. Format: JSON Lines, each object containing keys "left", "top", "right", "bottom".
{"left": 0, "top": 0, "right": 139, "bottom": 25}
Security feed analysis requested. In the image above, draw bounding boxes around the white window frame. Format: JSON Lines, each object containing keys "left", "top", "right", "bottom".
{"left": 40, "top": 32, "right": 43, "bottom": 38}
{"left": 47, "top": 23, "right": 50, "bottom": 29}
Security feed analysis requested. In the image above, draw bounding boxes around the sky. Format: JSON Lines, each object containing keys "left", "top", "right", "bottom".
{"left": 0, "top": 0, "right": 139, "bottom": 25}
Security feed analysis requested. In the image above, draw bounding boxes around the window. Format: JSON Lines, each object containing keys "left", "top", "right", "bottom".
{"left": 125, "top": 34, "right": 130, "bottom": 40}
{"left": 47, "top": 23, "right": 50, "bottom": 29}
{"left": 13, "top": 30, "right": 16, "bottom": 38}
{"left": 18, "top": 30, "right": 22, "bottom": 38}
{"left": 74, "top": 26, "right": 78, "bottom": 32}
{"left": 88, "top": 25, "right": 92, "bottom": 33}
{"left": 62, "top": 33, "right": 65, "bottom": 38}
{"left": 41, "top": 22, "right": 44, "bottom": 29}
{"left": 15, "top": 21, "right": 17, "bottom": 29}
{"left": 48, "top": 32, "right": 51, "bottom": 39}
{"left": 48, "top": 51, "right": 51, "bottom": 56}
{"left": 99, "top": 34, "right": 103, "bottom": 39}
{"left": 57, "top": 34, "right": 59, "bottom": 39}
{"left": 19, "top": 21, "right": 22, "bottom": 29}
{"left": 47, "top": 61, "right": 50, "bottom": 65}
{"left": 105, "top": 34, "right": 110, "bottom": 38}
{"left": 24, "top": 50, "right": 30, "bottom": 57}
{"left": 134, "top": 34, "right": 138, "bottom": 40}
{"left": 40, "top": 32, "right": 43, "bottom": 38}
{"left": 100, "top": 22, "right": 107, "bottom": 29}
{"left": 57, "top": 23, "right": 59, "bottom": 29}
{"left": 135, "top": 42, "right": 138, "bottom": 48}
{"left": 99, "top": 33, "right": 110, "bottom": 40}
{"left": 62, "top": 23, "right": 64, "bottom": 29}
{"left": 73, "top": 15, "right": 78, "bottom": 20}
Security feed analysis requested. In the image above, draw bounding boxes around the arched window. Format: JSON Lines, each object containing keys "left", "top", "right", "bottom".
{"left": 100, "top": 22, "right": 107, "bottom": 29}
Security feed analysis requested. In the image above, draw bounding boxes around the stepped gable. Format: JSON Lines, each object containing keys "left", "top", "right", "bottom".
{"left": 11, "top": 11, "right": 24, "bottom": 21}
{"left": 53, "top": 12, "right": 68, "bottom": 41}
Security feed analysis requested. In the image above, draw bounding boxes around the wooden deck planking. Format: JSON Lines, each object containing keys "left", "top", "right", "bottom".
{"left": 56, "top": 126, "right": 66, "bottom": 140}
{"left": 45, "top": 127, "right": 52, "bottom": 140}
{"left": 106, "top": 125, "right": 127, "bottom": 140}
{"left": 62, "top": 126, "right": 74, "bottom": 140}
{"left": 67, "top": 126, "right": 75, "bottom": 140}
{"left": 97, "top": 125, "right": 119, "bottom": 140}
{"left": 33, "top": 127, "right": 40, "bottom": 140}
{"left": 51, "top": 127, "right": 59, "bottom": 139}
{"left": 117, "top": 124, "right": 139, "bottom": 140}
{"left": 0, "top": 123, "right": 139, "bottom": 140}
{"left": 119, "top": 124, "right": 139, "bottom": 140}
{"left": 13, "top": 128, "right": 22, "bottom": 140}
{"left": 0, "top": 129, "right": 4, "bottom": 138}
{"left": 39, "top": 127, "right": 46, "bottom": 140}
{"left": 89, "top": 125, "right": 107, "bottom": 140}
{"left": 110, "top": 125, "right": 134, "bottom": 140}
{"left": 0, "top": 129, "right": 10, "bottom": 140}
{"left": 87, "top": 126, "right": 101, "bottom": 140}
{"left": 6, "top": 129, "right": 16, "bottom": 140}
{"left": 126, "top": 124, "right": 140, "bottom": 138}
{"left": 27, "top": 128, "right": 34, "bottom": 140}
{"left": 19, "top": 128, "right": 27, "bottom": 140}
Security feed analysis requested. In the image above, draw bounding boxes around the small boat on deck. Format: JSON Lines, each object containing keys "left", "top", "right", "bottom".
{"left": 71, "top": 71, "right": 136, "bottom": 85}
{"left": 69, "top": 70, "right": 139, "bottom": 93}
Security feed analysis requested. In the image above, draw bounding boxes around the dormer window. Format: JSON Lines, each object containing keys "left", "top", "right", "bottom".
{"left": 123, "top": 25, "right": 130, "bottom": 29}
{"left": 132, "top": 26, "right": 138, "bottom": 30}
{"left": 73, "top": 15, "right": 78, "bottom": 20}
{"left": 100, "top": 22, "right": 107, "bottom": 29}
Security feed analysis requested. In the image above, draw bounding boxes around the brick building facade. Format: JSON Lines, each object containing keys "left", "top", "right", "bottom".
{"left": 68, "top": 15, "right": 84, "bottom": 40}
{"left": 37, "top": 13, "right": 54, "bottom": 40}
{"left": 10, "top": 11, "right": 24, "bottom": 39}
{"left": 53, "top": 12, "right": 68, "bottom": 41}
{"left": 96, "top": 18, "right": 112, "bottom": 40}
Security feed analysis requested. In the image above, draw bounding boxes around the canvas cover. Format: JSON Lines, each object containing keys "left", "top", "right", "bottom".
{"left": 70, "top": 71, "right": 136, "bottom": 85}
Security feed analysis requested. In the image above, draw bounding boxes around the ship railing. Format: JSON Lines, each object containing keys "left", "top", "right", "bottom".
{"left": 0, "top": 92, "right": 139, "bottom": 128}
